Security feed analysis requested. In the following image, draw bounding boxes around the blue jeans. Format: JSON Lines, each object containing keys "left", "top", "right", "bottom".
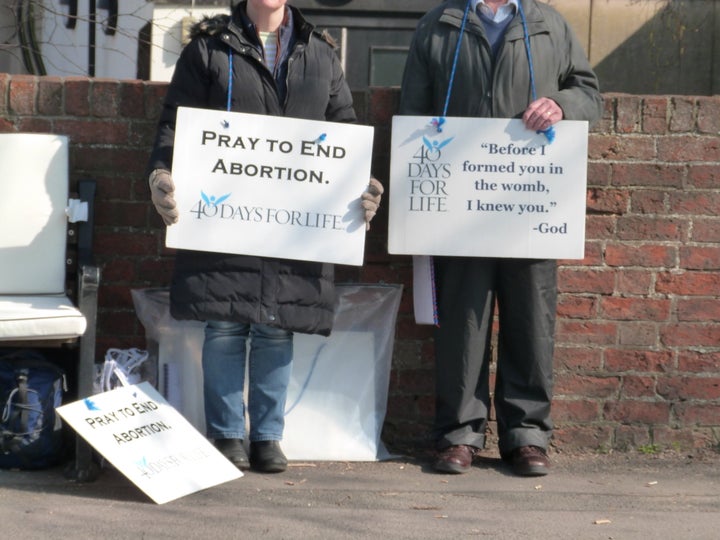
{"left": 202, "top": 321, "right": 293, "bottom": 442}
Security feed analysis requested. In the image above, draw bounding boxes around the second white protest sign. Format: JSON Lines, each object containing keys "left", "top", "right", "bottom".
{"left": 389, "top": 116, "right": 589, "bottom": 260}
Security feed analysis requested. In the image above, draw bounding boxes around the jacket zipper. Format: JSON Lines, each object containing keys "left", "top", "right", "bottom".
{"left": 283, "top": 44, "right": 304, "bottom": 110}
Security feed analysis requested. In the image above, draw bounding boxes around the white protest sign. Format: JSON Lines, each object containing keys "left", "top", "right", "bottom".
{"left": 166, "top": 107, "right": 374, "bottom": 266}
{"left": 389, "top": 116, "right": 589, "bottom": 259}
{"left": 56, "top": 382, "right": 242, "bottom": 504}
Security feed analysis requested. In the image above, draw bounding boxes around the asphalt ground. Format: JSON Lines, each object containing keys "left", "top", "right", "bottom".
{"left": 1, "top": 449, "right": 719, "bottom": 539}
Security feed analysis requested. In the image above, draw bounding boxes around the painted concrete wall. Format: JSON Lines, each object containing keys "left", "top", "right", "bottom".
{"left": 549, "top": 0, "right": 720, "bottom": 95}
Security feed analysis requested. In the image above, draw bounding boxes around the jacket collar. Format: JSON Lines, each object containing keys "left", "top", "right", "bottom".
{"left": 229, "top": 1, "right": 314, "bottom": 49}
{"left": 438, "top": 0, "right": 547, "bottom": 41}
{"left": 189, "top": 1, "right": 316, "bottom": 54}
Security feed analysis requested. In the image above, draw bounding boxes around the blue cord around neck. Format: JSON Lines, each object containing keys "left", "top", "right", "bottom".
{"left": 440, "top": 0, "right": 555, "bottom": 143}
{"left": 442, "top": 0, "right": 473, "bottom": 118}
{"left": 517, "top": 3, "right": 537, "bottom": 102}
{"left": 227, "top": 49, "right": 234, "bottom": 112}
{"left": 518, "top": 1, "right": 555, "bottom": 142}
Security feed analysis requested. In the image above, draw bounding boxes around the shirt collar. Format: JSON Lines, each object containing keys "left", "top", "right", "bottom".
{"left": 473, "top": 0, "right": 519, "bottom": 23}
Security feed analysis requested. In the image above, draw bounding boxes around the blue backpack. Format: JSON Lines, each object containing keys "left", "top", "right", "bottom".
{"left": 0, "top": 350, "right": 66, "bottom": 469}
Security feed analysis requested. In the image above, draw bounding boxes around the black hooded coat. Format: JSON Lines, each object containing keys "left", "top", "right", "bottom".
{"left": 147, "top": 2, "right": 357, "bottom": 336}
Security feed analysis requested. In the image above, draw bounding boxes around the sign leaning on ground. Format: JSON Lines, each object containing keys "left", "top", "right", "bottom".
{"left": 166, "top": 107, "right": 375, "bottom": 266}
{"left": 56, "top": 382, "right": 242, "bottom": 504}
{"left": 388, "top": 116, "right": 589, "bottom": 260}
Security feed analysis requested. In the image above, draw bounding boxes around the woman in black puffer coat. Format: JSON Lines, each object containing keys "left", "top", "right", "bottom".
{"left": 146, "top": 0, "right": 382, "bottom": 473}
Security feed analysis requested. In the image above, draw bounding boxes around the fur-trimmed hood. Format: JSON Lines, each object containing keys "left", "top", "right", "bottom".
{"left": 187, "top": 7, "right": 337, "bottom": 49}
{"left": 189, "top": 14, "right": 232, "bottom": 40}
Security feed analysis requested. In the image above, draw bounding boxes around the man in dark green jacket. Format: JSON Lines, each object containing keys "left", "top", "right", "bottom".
{"left": 399, "top": 0, "right": 602, "bottom": 476}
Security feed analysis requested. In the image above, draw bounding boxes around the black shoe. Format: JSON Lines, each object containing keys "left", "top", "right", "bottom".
{"left": 214, "top": 438, "right": 250, "bottom": 470}
{"left": 250, "top": 441, "right": 288, "bottom": 473}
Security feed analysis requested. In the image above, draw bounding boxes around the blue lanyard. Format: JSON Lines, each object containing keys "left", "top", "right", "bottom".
{"left": 227, "top": 49, "right": 233, "bottom": 112}
{"left": 443, "top": 0, "right": 473, "bottom": 118}
{"left": 518, "top": 1, "right": 555, "bottom": 142}
{"left": 440, "top": 0, "right": 555, "bottom": 142}
{"left": 517, "top": 2, "right": 537, "bottom": 101}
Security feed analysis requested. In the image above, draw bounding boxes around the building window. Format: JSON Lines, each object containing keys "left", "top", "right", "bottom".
{"left": 369, "top": 46, "right": 409, "bottom": 88}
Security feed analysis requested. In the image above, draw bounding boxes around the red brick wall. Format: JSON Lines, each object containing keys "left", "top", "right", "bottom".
{"left": 2, "top": 74, "right": 719, "bottom": 452}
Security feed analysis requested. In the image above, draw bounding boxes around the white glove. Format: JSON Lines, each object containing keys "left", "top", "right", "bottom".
{"left": 361, "top": 177, "right": 384, "bottom": 231}
{"left": 148, "top": 169, "right": 179, "bottom": 225}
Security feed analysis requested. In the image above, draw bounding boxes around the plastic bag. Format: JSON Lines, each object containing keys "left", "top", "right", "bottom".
{"left": 130, "top": 289, "right": 206, "bottom": 432}
{"left": 93, "top": 348, "right": 150, "bottom": 394}
{"left": 283, "top": 285, "right": 402, "bottom": 460}
{"left": 131, "top": 284, "right": 402, "bottom": 461}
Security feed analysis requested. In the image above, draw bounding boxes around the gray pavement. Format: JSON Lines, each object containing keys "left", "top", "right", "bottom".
{"left": 1, "top": 450, "right": 719, "bottom": 539}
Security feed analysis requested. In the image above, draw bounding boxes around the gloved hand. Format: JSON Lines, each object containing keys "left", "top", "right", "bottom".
{"left": 148, "top": 169, "right": 179, "bottom": 225}
{"left": 361, "top": 176, "right": 384, "bottom": 231}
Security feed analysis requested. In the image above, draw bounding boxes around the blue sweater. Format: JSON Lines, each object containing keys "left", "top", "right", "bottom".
{"left": 478, "top": 10, "right": 514, "bottom": 58}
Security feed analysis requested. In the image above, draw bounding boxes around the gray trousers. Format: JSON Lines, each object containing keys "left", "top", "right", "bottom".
{"left": 432, "top": 257, "right": 557, "bottom": 456}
